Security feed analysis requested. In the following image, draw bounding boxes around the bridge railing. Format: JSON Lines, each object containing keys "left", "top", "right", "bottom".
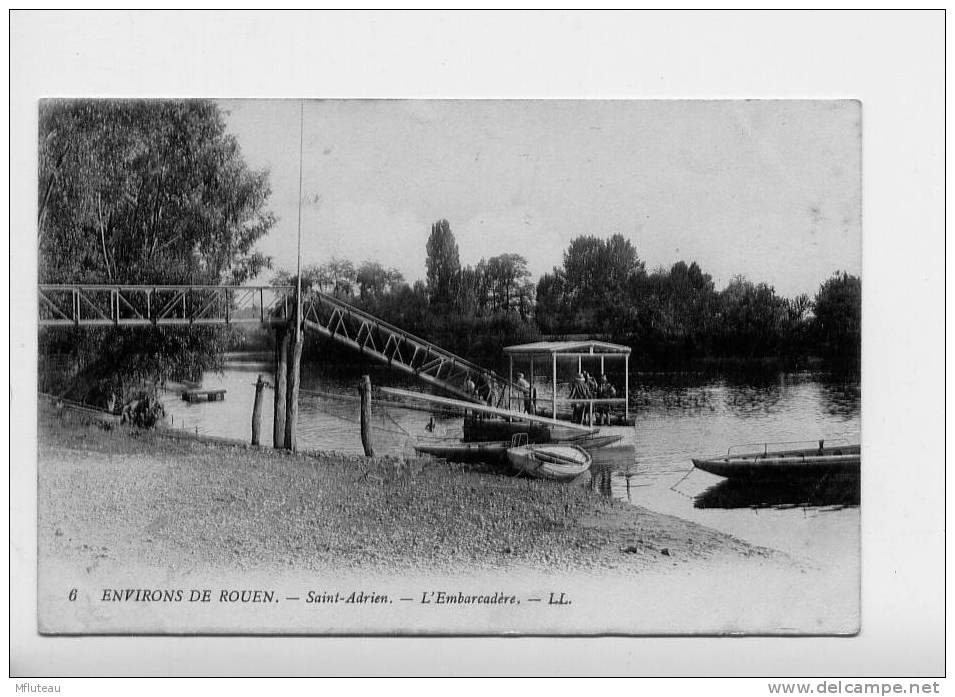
{"left": 38, "top": 283, "right": 522, "bottom": 406}
{"left": 38, "top": 284, "right": 293, "bottom": 327}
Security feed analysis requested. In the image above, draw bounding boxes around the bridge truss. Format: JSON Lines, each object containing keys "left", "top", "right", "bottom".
{"left": 38, "top": 284, "right": 519, "bottom": 404}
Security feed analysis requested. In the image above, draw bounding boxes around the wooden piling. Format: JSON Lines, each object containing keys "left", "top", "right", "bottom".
{"left": 251, "top": 374, "right": 265, "bottom": 446}
{"left": 273, "top": 327, "right": 289, "bottom": 448}
{"left": 285, "top": 332, "right": 303, "bottom": 452}
{"left": 359, "top": 374, "right": 374, "bottom": 457}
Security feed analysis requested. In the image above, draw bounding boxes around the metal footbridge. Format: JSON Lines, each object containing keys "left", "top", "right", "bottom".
{"left": 38, "top": 284, "right": 518, "bottom": 403}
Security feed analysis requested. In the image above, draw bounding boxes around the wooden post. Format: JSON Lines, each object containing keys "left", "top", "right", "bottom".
{"left": 273, "top": 327, "right": 289, "bottom": 448}
{"left": 251, "top": 374, "right": 265, "bottom": 445}
{"left": 284, "top": 328, "right": 303, "bottom": 452}
{"left": 624, "top": 354, "right": 630, "bottom": 420}
{"left": 359, "top": 374, "right": 374, "bottom": 457}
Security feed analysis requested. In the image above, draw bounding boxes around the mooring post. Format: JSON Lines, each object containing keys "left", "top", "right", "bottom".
{"left": 285, "top": 327, "right": 303, "bottom": 452}
{"left": 251, "top": 374, "right": 265, "bottom": 446}
{"left": 359, "top": 374, "right": 375, "bottom": 457}
{"left": 273, "top": 326, "right": 289, "bottom": 448}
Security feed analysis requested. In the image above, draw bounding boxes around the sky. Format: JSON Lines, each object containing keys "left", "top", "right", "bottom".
{"left": 219, "top": 99, "right": 861, "bottom": 298}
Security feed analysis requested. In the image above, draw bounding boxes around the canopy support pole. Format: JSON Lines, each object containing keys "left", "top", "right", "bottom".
{"left": 508, "top": 355, "right": 514, "bottom": 414}
{"left": 529, "top": 355, "right": 534, "bottom": 413}
{"left": 552, "top": 352, "right": 557, "bottom": 419}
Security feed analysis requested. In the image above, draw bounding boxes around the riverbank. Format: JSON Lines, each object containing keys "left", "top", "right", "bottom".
{"left": 39, "top": 405, "right": 778, "bottom": 575}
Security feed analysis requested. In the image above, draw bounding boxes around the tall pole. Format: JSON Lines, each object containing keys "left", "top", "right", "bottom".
{"left": 285, "top": 100, "right": 305, "bottom": 451}
{"left": 295, "top": 100, "right": 304, "bottom": 340}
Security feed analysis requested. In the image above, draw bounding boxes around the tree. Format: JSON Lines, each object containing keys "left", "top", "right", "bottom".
{"left": 425, "top": 219, "right": 460, "bottom": 309}
{"left": 554, "top": 233, "right": 645, "bottom": 332}
{"left": 38, "top": 99, "right": 275, "bottom": 408}
{"left": 717, "top": 276, "right": 787, "bottom": 356}
{"left": 535, "top": 268, "right": 569, "bottom": 333}
{"left": 483, "top": 253, "right": 532, "bottom": 315}
{"left": 452, "top": 264, "right": 484, "bottom": 316}
{"left": 356, "top": 261, "right": 403, "bottom": 300}
{"left": 813, "top": 272, "right": 861, "bottom": 360}
{"left": 39, "top": 99, "right": 273, "bottom": 285}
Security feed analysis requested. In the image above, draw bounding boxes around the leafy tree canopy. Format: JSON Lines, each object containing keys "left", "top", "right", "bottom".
{"left": 39, "top": 99, "right": 274, "bottom": 285}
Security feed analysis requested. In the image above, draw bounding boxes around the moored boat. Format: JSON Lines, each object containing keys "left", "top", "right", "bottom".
{"left": 462, "top": 415, "right": 596, "bottom": 443}
{"left": 692, "top": 442, "right": 860, "bottom": 479}
{"left": 506, "top": 443, "right": 592, "bottom": 481}
{"left": 415, "top": 433, "right": 624, "bottom": 464}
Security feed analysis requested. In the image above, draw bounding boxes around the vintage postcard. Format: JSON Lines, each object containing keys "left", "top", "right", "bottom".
{"left": 33, "top": 98, "right": 862, "bottom": 636}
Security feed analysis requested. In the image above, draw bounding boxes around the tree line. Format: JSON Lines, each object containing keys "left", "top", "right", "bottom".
{"left": 279, "top": 222, "right": 861, "bottom": 372}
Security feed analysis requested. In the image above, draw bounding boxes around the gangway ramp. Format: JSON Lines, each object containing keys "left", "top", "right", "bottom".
{"left": 301, "top": 291, "right": 518, "bottom": 403}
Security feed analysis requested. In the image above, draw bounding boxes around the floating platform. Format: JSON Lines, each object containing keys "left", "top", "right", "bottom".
{"left": 181, "top": 389, "right": 226, "bottom": 403}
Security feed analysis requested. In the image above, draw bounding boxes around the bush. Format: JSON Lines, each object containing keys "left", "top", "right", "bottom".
{"left": 122, "top": 393, "right": 166, "bottom": 429}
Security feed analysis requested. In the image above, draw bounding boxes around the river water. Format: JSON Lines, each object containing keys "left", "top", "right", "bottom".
{"left": 162, "top": 356, "right": 861, "bottom": 568}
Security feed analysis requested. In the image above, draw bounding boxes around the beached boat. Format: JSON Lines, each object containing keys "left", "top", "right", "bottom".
{"left": 692, "top": 442, "right": 860, "bottom": 479}
{"left": 506, "top": 443, "right": 593, "bottom": 481}
{"left": 415, "top": 433, "right": 623, "bottom": 464}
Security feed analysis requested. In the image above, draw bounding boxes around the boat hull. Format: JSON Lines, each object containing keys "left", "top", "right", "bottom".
{"left": 692, "top": 445, "right": 860, "bottom": 479}
{"left": 462, "top": 416, "right": 596, "bottom": 443}
{"left": 506, "top": 444, "right": 592, "bottom": 482}
{"left": 415, "top": 433, "right": 623, "bottom": 465}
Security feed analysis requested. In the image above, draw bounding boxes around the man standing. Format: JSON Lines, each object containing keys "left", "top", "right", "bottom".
{"left": 516, "top": 372, "right": 532, "bottom": 413}
{"left": 569, "top": 372, "right": 590, "bottom": 424}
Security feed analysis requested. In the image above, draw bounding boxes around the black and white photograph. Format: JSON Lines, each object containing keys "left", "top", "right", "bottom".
{"left": 34, "top": 97, "right": 863, "bottom": 636}
{"left": 9, "top": 9, "right": 945, "bottom": 680}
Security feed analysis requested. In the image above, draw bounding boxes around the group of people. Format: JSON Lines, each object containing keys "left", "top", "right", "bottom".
{"left": 464, "top": 371, "right": 500, "bottom": 409}
{"left": 463, "top": 371, "right": 536, "bottom": 414}
{"left": 464, "top": 369, "right": 617, "bottom": 424}
{"left": 569, "top": 371, "right": 617, "bottom": 425}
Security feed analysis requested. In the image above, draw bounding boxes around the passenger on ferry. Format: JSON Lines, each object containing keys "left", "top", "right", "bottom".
{"left": 516, "top": 372, "right": 532, "bottom": 413}
{"left": 597, "top": 374, "right": 616, "bottom": 425}
{"left": 569, "top": 372, "right": 590, "bottom": 424}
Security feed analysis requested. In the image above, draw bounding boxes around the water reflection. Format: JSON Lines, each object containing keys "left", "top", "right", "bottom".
{"left": 589, "top": 464, "right": 614, "bottom": 498}
{"left": 818, "top": 379, "right": 862, "bottom": 419}
{"left": 693, "top": 474, "right": 860, "bottom": 509}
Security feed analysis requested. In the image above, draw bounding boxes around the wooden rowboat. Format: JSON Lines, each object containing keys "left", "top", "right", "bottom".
{"left": 415, "top": 433, "right": 623, "bottom": 464}
{"left": 692, "top": 442, "right": 860, "bottom": 479}
{"left": 506, "top": 443, "right": 592, "bottom": 482}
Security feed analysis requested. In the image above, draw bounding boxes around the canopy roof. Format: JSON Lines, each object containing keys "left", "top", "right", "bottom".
{"left": 503, "top": 340, "right": 631, "bottom": 356}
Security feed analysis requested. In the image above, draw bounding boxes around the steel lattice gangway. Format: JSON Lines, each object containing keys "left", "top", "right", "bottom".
{"left": 38, "top": 284, "right": 519, "bottom": 404}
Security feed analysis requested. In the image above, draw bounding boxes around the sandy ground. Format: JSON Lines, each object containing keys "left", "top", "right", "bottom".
{"left": 38, "top": 408, "right": 774, "bottom": 576}
{"left": 35, "top": 407, "right": 858, "bottom": 635}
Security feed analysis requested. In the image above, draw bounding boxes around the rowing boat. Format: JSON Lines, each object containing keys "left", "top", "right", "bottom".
{"left": 692, "top": 442, "right": 860, "bottom": 479}
{"left": 415, "top": 433, "right": 623, "bottom": 464}
{"left": 507, "top": 443, "right": 592, "bottom": 481}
